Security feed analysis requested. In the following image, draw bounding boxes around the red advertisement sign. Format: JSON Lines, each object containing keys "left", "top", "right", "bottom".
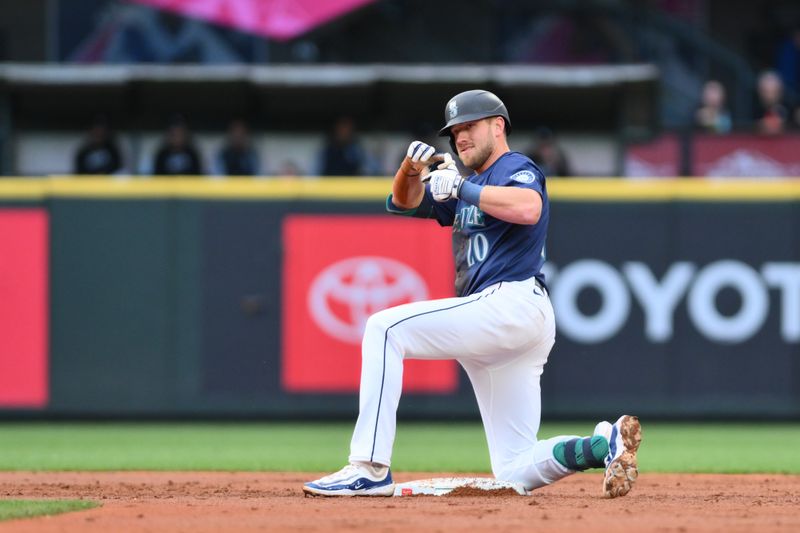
{"left": 282, "top": 215, "right": 457, "bottom": 393}
{"left": 624, "top": 134, "right": 681, "bottom": 178}
{"left": 0, "top": 209, "right": 48, "bottom": 408}
{"left": 692, "top": 134, "right": 800, "bottom": 177}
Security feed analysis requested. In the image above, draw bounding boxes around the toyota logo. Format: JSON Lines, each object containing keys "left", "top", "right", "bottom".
{"left": 308, "top": 256, "right": 429, "bottom": 344}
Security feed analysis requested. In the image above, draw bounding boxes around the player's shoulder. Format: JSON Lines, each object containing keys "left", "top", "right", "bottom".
{"left": 490, "top": 151, "right": 545, "bottom": 185}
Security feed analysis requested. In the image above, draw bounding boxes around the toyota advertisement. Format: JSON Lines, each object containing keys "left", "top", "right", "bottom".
{"left": 281, "top": 215, "right": 457, "bottom": 394}
{"left": 269, "top": 201, "right": 799, "bottom": 418}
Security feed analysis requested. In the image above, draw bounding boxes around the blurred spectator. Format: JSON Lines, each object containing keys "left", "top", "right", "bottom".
{"left": 73, "top": 116, "right": 123, "bottom": 175}
{"left": 694, "top": 80, "right": 732, "bottom": 134}
{"left": 754, "top": 71, "right": 790, "bottom": 134}
{"left": 318, "top": 116, "right": 366, "bottom": 176}
{"left": 527, "top": 128, "right": 572, "bottom": 177}
{"left": 216, "top": 119, "right": 260, "bottom": 176}
{"left": 153, "top": 117, "right": 203, "bottom": 176}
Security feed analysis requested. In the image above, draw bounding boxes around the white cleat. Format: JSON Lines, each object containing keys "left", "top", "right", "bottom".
{"left": 303, "top": 463, "right": 394, "bottom": 497}
{"left": 594, "top": 415, "right": 642, "bottom": 498}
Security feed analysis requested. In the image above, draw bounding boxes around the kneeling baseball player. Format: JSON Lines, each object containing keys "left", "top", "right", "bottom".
{"left": 304, "top": 90, "right": 642, "bottom": 498}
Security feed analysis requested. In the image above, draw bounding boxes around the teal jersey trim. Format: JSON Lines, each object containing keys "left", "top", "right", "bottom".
{"left": 385, "top": 193, "right": 440, "bottom": 219}
{"left": 385, "top": 194, "right": 418, "bottom": 216}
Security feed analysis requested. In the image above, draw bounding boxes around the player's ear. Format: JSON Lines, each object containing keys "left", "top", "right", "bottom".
{"left": 494, "top": 116, "right": 504, "bottom": 136}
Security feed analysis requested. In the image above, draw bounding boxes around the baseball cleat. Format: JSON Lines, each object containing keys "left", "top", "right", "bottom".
{"left": 594, "top": 415, "right": 642, "bottom": 498}
{"left": 303, "top": 463, "right": 394, "bottom": 497}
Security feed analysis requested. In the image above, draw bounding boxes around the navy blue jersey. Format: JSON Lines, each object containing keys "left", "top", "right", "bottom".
{"left": 387, "top": 151, "right": 549, "bottom": 297}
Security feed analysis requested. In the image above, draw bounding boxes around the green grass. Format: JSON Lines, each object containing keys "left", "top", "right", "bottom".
{"left": 0, "top": 422, "right": 798, "bottom": 474}
{"left": 0, "top": 500, "right": 97, "bottom": 521}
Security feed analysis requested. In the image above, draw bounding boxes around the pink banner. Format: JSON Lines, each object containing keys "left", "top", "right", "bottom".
{"left": 130, "top": 0, "right": 376, "bottom": 41}
{"left": 692, "top": 134, "right": 800, "bottom": 177}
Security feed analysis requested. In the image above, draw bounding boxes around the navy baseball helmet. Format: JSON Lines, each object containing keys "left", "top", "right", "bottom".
{"left": 438, "top": 90, "right": 512, "bottom": 143}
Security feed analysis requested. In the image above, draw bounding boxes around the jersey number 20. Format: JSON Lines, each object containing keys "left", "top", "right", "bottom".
{"left": 466, "top": 233, "right": 489, "bottom": 267}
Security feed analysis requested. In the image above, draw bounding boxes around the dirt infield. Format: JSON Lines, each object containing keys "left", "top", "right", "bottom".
{"left": 0, "top": 471, "right": 798, "bottom": 532}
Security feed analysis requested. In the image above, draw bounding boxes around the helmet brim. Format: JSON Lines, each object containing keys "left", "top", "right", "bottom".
{"left": 438, "top": 114, "right": 512, "bottom": 137}
{"left": 438, "top": 113, "right": 500, "bottom": 137}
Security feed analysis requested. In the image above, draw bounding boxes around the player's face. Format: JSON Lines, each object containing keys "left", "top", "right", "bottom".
{"left": 451, "top": 118, "right": 495, "bottom": 170}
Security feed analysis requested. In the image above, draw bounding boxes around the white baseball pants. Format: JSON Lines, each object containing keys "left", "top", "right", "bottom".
{"left": 348, "top": 276, "right": 576, "bottom": 490}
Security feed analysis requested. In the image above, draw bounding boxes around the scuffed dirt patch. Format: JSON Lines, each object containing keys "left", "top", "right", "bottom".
{"left": 0, "top": 472, "right": 798, "bottom": 532}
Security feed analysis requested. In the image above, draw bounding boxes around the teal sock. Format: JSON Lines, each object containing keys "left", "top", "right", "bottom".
{"left": 553, "top": 436, "right": 609, "bottom": 471}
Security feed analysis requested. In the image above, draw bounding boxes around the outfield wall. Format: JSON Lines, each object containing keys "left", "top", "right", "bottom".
{"left": 0, "top": 178, "right": 798, "bottom": 419}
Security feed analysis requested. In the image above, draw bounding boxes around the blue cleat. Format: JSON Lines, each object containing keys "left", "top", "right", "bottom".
{"left": 594, "top": 415, "right": 642, "bottom": 498}
{"left": 303, "top": 463, "right": 395, "bottom": 497}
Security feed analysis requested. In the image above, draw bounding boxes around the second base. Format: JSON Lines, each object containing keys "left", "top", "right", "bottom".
{"left": 393, "top": 477, "right": 529, "bottom": 496}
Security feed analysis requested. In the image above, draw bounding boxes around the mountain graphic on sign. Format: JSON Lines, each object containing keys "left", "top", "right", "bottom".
{"left": 705, "top": 149, "right": 800, "bottom": 178}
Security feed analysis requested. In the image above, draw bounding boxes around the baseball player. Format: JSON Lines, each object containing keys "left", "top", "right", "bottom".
{"left": 304, "top": 90, "right": 641, "bottom": 498}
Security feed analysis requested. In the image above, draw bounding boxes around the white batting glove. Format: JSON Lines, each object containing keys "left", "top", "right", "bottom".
{"left": 435, "top": 152, "right": 456, "bottom": 171}
{"left": 406, "top": 140, "right": 437, "bottom": 165}
{"left": 428, "top": 166, "right": 463, "bottom": 202}
{"left": 406, "top": 141, "right": 456, "bottom": 177}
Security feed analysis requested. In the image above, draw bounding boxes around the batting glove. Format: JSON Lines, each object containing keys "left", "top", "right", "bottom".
{"left": 406, "top": 140, "right": 437, "bottom": 165}
{"left": 406, "top": 141, "right": 456, "bottom": 176}
{"left": 435, "top": 152, "right": 456, "bottom": 171}
{"left": 428, "top": 166, "right": 463, "bottom": 202}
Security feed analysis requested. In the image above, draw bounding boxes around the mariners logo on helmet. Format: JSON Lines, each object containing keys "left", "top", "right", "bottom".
{"left": 448, "top": 100, "right": 459, "bottom": 119}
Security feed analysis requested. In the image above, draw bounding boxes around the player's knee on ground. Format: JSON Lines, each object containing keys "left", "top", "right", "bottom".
{"left": 492, "top": 462, "right": 546, "bottom": 490}
{"left": 490, "top": 454, "right": 529, "bottom": 485}
{"left": 491, "top": 436, "right": 602, "bottom": 490}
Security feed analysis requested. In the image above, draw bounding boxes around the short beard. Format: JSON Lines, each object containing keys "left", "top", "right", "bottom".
{"left": 460, "top": 139, "right": 494, "bottom": 170}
